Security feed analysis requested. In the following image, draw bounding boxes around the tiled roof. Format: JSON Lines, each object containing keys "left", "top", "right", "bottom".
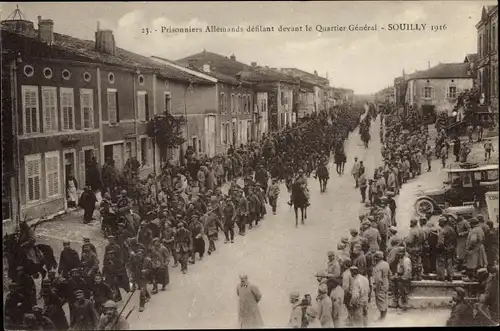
{"left": 280, "top": 67, "right": 329, "bottom": 86}
{"left": 1, "top": 25, "right": 213, "bottom": 84}
{"left": 408, "top": 63, "right": 472, "bottom": 80}
{"left": 177, "top": 51, "right": 298, "bottom": 84}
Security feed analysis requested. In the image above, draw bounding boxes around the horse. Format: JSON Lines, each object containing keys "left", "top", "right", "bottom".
{"left": 3, "top": 233, "right": 57, "bottom": 280}
{"left": 291, "top": 182, "right": 308, "bottom": 227}
{"left": 315, "top": 164, "right": 329, "bottom": 193}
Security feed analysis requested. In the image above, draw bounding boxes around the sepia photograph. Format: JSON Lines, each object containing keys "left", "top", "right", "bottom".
{"left": 1, "top": 1, "right": 499, "bottom": 329}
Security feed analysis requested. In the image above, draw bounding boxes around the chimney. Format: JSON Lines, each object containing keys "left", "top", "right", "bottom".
{"left": 251, "top": 62, "right": 257, "bottom": 67}
{"left": 188, "top": 59, "right": 197, "bottom": 69}
{"left": 230, "top": 54, "right": 236, "bottom": 61}
{"left": 38, "top": 16, "right": 54, "bottom": 44}
{"left": 314, "top": 70, "right": 318, "bottom": 76}
{"left": 95, "top": 29, "right": 116, "bottom": 55}
{"left": 202, "top": 64, "right": 210, "bottom": 73}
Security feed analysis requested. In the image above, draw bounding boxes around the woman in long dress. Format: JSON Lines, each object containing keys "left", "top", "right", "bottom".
{"left": 67, "top": 175, "right": 79, "bottom": 208}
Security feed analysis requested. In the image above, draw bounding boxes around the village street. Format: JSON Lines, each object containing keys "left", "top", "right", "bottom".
{"left": 29, "top": 115, "right": 452, "bottom": 328}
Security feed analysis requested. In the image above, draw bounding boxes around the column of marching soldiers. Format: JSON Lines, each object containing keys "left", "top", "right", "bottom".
{"left": 4, "top": 106, "right": 366, "bottom": 330}
{"left": 291, "top": 111, "right": 499, "bottom": 328}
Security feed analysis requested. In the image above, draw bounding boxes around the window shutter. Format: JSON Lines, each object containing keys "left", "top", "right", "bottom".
{"left": 220, "top": 122, "right": 224, "bottom": 144}
{"left": 108, "top": 91, "right": 117, "bottom": 124}
{"left": 138, "top": 139, "right": 143, "bottom": 164}
{"left": 145, "top": 94, "right": 149, "bottom": 120}
{"left": 79, "top": 150, "right": 86, "bottom": 186}
{"left": 445, "top": 86, "right": 449, "bottom": 98}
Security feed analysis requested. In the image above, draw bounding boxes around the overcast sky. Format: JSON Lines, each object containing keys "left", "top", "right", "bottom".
{"left": 1, "top": 1, "right": 495, "bottom": 94}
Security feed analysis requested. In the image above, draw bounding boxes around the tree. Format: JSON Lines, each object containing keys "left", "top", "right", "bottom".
{"left": 146, "top": 111, "right": 187, "bottom": 162}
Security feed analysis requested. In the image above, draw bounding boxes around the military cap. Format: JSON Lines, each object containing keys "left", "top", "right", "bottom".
{"left": 397, "top": 247, "right": 406, "bottom": 254}
{"left": 337, "top": 242, "right": 346, "bottom": 250}
{"left": 83, "top": 237, "right": 90, "bottom": 242}
{"left": 349, "top": 265, "right": 359, "bottom": 271}
{"left": 290, "top": 291, "right": 300, "bottom": 299}
{"left": 306, "top": 306, "right": 318, "bottom": 318}
{"left": 63, "top": 240, "right": 71, "bottom": 245}
{"left": 361, "top": 220, "right": 371, "bottom": 227}
{"left": 410, "top": 219, "right": 418, "bottom": 225}
{"left": 103, "top": 300, "right": 117, "bottom": 309}
{"left": 8, "top": 282, "right": 18, "bottom": 290}
{"left": 327, "top": 251, "right": 335, "bottom": 257}
{"left": 177, "top": 221, "right": 185, "bottom": 227}
{"left": 74, "top": 289, "right": 84, "bottom": 294}
{"left": 469, "top": 218, "right": 479, "bottom": 225}
{"left": 107, "top": 235, "right": 116, "bottom": 239}
{"left": 41, "top": 279, "right": 51, "bottom": 286}
{"left": 386, "top": 191, "right": 395, "bottom": 197}
{"left": 364, "top": 201, "right": 372, "bottom": 207}
{"left": 368, "top": 179, "right": 374, "bottom": 183}
{"left": 316, "top": 270, "right": 327, "bottom": 278}
{"left": 152, "top": 238, "right": 160, "bottom": 244}
{"left": 367, "top": 215, "right": 375, "bottom": 221}
{"left": 389, "top": 226, "right": 398, "bottom": 233}
{"left": 438, "top": 216, "right": 448, "bottom": 223}
{"left": 477, "top": 214, "right": 485, "bottom": 221}
{"left": 374, "top": 251, "right": 384, "bottom": 259}
{"left": 318, "top": 284, "right": 328, "bottom": 293}
{"left": 341, "top": 237, "right": 349, "bottom": 244}
{"left": 349, "top": 228, "right": 358, "bottom": 233}
{"left": 32, "top": 305, "right": 43, "bottom": 312}
{"left": 120, "top": 190, "right": 127, "bottom": 195}
{"left": 16, "top": 266, "right": 24, "bottom": 271}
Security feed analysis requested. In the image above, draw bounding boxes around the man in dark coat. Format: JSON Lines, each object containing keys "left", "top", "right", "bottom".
{"left": 79, "top": 186, "right": 97, "bottom": 224}
{"left": 5, "top": 283, "right": 30, "bottom": 328}
{"left": 70, "top": 289, "right": 99, "bottom": 330}
{"left": 90, "top": 273, "right": 114, "bottom": 315}
{"left": 32, "top": 305, "right": 57, "bottom": 330}
{"left": 41, "top": 281, "right": 69, "bottom": 331}
{"left": 58, "top": 241, "right": 80, "bottom": 279}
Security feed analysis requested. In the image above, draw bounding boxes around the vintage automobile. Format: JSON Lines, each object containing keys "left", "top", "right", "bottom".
{"left": 414, "top": 164, "right": 499, "bottom": 217}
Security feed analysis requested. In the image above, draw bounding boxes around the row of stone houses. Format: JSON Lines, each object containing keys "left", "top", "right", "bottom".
{"left": 391, "top": 5, "right": 498, "bottom": 123}
{"left": 1, "top": 10, "right": 353, "bottom": 223}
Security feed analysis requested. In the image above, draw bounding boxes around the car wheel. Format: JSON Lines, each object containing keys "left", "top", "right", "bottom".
{"left": 415, "top": 198, "right": 434, "bottom": 217}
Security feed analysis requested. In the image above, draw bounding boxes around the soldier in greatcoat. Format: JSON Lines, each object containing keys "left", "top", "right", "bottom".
{"left": 174, "top": 222, "right": 192, "bottom": 274}
{"left": 315, "top": 284, "right": 334, "bottom": 327}
{"left": 372, "top": 251, "right": 391, "bottom": 320}
{"left": 455, "top": 216, "right": 470, "bottom": 272}
{"left": 150, "top": 237, "right": 170, "bottom": 292}
{"left": 465, "top": 218, "right": 488, "bottom": 280}
{"left": 70, "top": 289, "right": 99, "bottom": 330}
{"left": 237, "top": 274, "right": 264, "bottom": 329}
{"left": 405, "top": 218, "right": 424, "bottom": 280}
{"left": 437, "top": 217, "right": 457, "bottom": 282}
{"left": 90, "top": 272, "right": 114, "bottom": 316}
{"left": 203, "top": 206, "right": 223, "bottom": 255}
{"left": 58, "top": 241, "right": 81, "bottom": 279}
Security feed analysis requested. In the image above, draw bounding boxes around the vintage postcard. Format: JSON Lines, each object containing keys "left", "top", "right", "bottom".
{"left": 1, "top": 1, "right": 498, "bottom": 329}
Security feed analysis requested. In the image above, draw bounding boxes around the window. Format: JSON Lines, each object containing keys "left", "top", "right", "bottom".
{"left": 42, "top": 87, "right": 58, "bottom": 132}
{"left": 25, "top": 154, "right": 41, "bottom": 202}
{"left": 231, "top": 93, "right": 236, "bottom": 113}
{"left": 221, "top": 122, "right": 228, "bottom": 145}
{"left": 107, "top": 89, "right": 119, "bottom": 124}
{"left": 59, "top": 88, "right": 75, "bottom": 131}
{"left": 138, "top": 75, "right": 145, "bottom": 86}
{"left": 83, "top": 72, "right": 91, "bottom": 82}
{"left": 137, "top": 91, "right": 149, "bottom": 121}
{"left": 237, "top": 94, "right": 241, "bottom": 113}
{"left": 423, "top": 86, "right": 434, "bottom": 99}
{"left": 164, "top": 92, "right": 171, "bottom": 114}
{"left": 192, "top": 137, "right": 198, "bottom": 152}
{"left": 225, "top": 94, "right": 229, "bottom": 113}
{"left": 198, "top": 138, "right": 202, "bottom": 153}
{"left": 108, "top": 72, "right": 115, "bottom": 84}
{"left": 219, "top": 92, "right": 225, "bottom": 114}
{"left": 447, "top": 86, "right": 457, "bottom": 99}
{"left": 80, "top": 89, "right": 94, "bottom": 130}
{"left": 62, "top": 69, "right": 71, "bottom": 80}
{"left": 45, "top": 151, "right": 60, "bottom": 198}
{"left": 24, "top": 65, "right": 34, "bottom": 77}
{"left": 43, "top": 68, "right": 53, "bottom": 79}
{"left": 22, "top": 86, "right": 40, "bottom": 135}
{"left": 140, "top": 137, "right": 152, "bottom": 166}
